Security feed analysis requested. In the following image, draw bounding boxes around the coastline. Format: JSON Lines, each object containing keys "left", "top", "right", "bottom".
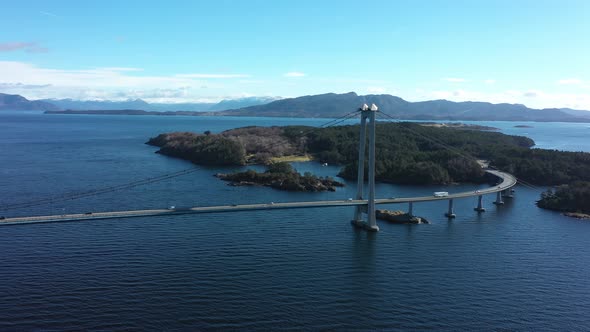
{"left": 42, "top": 110, "right": 590, "bottom": 123}
{"left": 563, "top": 212, "right": 590, "bottom": 219}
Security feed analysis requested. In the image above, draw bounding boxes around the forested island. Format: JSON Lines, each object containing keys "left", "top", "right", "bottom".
{"left": 147, "top": 122, "right": 590, "bottom": 210}
{"left": 537, "top": 182, "right": 590, "bottom": 218}
{"left": 216, "top": 162, "right": 343, "bottom": 192}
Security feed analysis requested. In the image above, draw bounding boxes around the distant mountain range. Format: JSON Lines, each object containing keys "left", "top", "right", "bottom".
{"left": 1, "top": 92, "right": 278, "bottom": 112}
{"left": 217, "top": 92, "right": 590, "bottom": 122}
{"left": 3, "top": 91, "right": 590, "bottom": 122}
{"left": 0, "top": 93, "right": 60, "bottom": 111}
{"left": 39, "top": 96, "right": 279, "bottom": 112}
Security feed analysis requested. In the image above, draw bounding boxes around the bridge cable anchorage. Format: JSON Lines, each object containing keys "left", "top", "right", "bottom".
{"left": 375, "top": 110, "right": 539, "bottom": 191}
{"left": 2, "top": 110, "right": 360, "bottom": 214}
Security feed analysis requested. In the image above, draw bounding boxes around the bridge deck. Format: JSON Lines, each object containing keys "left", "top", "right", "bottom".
{"left": 1, "top": 170, "right": 516, "bottom": 226}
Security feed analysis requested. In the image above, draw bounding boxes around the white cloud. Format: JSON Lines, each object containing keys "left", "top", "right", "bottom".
{"left": 40, "top": 11, "right": 58, "bottom": 17}
{"left": 557, "top": 78, "right": 583, "bottom": 85}
{"left": 484, "top": 79, "right": 496, "bottom": 84}
{"left": 442, "top": 77, "right": 467, "bottom": 83}
{"left": 100, "top": 67, "right": 144, "bottom": 72}
{"left": 175, "top": 73, "right": 250, "bottom": 79}
{"left": 239, "top": 79, "right": 265, "bottom": 84}
{"left": 523, "top": 90, "right": 541, "bottom": 98}
{"left": 0, "top": 61, "right": 238, "bottom": 102}
{"left": 366, "top": 86, "right": 386, "bottom": 94}
{"left": 0, "top": 61, "right": 199, "bottom": 88}
{"left": 284, "top": 72, "right": 306, "bottom": 77}
{"left": 0, "top": 82, "right": 52, "bottom": 89}
{"left": 423, "top": 88, "right": 590, "bottom": 110}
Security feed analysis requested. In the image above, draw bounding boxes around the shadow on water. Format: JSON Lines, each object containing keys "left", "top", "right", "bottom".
{"left": 348, "top": 225, "right": 379, "bottom": 317}
{"left": 492, "top": 195, "right": 516, "bottom": 220}
{"left": 351, "top": 225, "right": 378, "bottom": 268}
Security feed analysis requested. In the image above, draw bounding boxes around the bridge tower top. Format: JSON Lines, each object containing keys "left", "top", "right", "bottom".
{"left": 360, "top": 103, "right": 379, "bottom": 112}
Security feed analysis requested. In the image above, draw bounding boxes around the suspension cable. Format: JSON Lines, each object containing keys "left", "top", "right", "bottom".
{"left": 2, "top": 110, "right": 361, "bottom": 213}
{"left": 0, "top": 168, "right": 201, "bottom": 212}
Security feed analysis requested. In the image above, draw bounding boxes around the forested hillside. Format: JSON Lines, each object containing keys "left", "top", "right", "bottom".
{"left": 148, "top": 122, "right": 590, "bottom": 186}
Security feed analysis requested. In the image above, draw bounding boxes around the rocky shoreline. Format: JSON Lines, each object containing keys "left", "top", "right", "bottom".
{"left": 563, "top": 212, "right": 590, "bottom": 220}
{"left": 376, "top": 209, "right": 429, "bottom": 224}
{"left": 215, "top": 163, "right": 344, "bottom": 192}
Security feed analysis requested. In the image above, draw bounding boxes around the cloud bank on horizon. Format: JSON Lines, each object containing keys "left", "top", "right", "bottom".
{"left": 1, "top": 1, "right": 589, "bottom": 109}
{"left": 0, "top": 59, "right": 588, "bottom": 110}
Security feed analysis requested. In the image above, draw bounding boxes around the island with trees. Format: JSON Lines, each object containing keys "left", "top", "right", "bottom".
{"left": 215, "top": 162, "right": 343, "bottom": 192}
{"left": 537, "top": 182, "right": 590, "bottom": 218}
{"left": 147, "top": 122, "right": 590, "bottom": 212}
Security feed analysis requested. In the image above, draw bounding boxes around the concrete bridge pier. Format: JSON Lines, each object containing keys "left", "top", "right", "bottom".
{"left": 408, "top": 202, "right": 414, "bottom": 216}
{"left": 502, "top": 189, "right": 514, "bottom": 199}
{"left": 445, "top": 199, "right": 456, "bottom": 218}
{"left": 474, "top": 195, "right": 486, "bottom": 212}
{"left": 493, "top": 191, "right": 504, "bottom": 205}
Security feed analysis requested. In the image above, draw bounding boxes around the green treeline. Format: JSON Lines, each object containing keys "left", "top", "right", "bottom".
{"left": 217, "top": 162, "right": 344, "bottom": 192}
{"left": 147, "top": 132, "right": 246, "bottom": 166}
{"left": 487, "top": 148, "right": 590, "bottom": 185}
{"left": 537, "top": 182, "right": 590, "bottom": 214}
{"left": 147, "top": 122, "right": 590, "bottom": 186}
{"left": 285, "top": 123, "right": 590, "bottom": 186}
{"left": 284, "top": 123, "right": 531, "bottom": 185}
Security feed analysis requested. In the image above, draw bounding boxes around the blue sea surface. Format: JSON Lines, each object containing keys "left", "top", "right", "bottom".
{"left": 1, "top": 112, "right": 589, "bottom": 331}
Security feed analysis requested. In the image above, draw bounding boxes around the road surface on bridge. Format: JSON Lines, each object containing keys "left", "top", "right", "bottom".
{"left": 1, "top": 170, "right": 516, "bottom": 226}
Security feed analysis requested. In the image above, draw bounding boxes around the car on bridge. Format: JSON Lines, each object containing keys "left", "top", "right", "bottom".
{"left": 170, "top": 206, "right": 193, "bottom": 211}
{"left": 434, "top": 192, "right": 449, "bottom": 197}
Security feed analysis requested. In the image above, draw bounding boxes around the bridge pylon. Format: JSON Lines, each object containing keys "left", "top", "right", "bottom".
{"left": 351, "top": 103, "right": 379, "bottom": 232}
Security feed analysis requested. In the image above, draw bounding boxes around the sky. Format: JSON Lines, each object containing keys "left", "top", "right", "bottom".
{"left": 1, "top": 0, "right": 589, "bottom": 109}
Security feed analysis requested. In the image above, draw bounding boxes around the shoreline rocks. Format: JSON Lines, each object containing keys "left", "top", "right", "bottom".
{"left": 376, "top": 209, "right": 429, "bottom": 224}
{"left": 215, "top": 170, "right": 344, "bottom": 192}
{"left": 563, "top": 212, "right": 590, "bottom": 220}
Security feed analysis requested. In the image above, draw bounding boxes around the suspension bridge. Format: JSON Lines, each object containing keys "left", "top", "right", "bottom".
{"left": 0, "top": 104, "right": 520, "bottom": 230}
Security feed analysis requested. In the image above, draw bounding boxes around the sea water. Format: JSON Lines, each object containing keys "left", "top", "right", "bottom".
{"left": 0, "top": 112, "right": 589, "bottom": 331}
